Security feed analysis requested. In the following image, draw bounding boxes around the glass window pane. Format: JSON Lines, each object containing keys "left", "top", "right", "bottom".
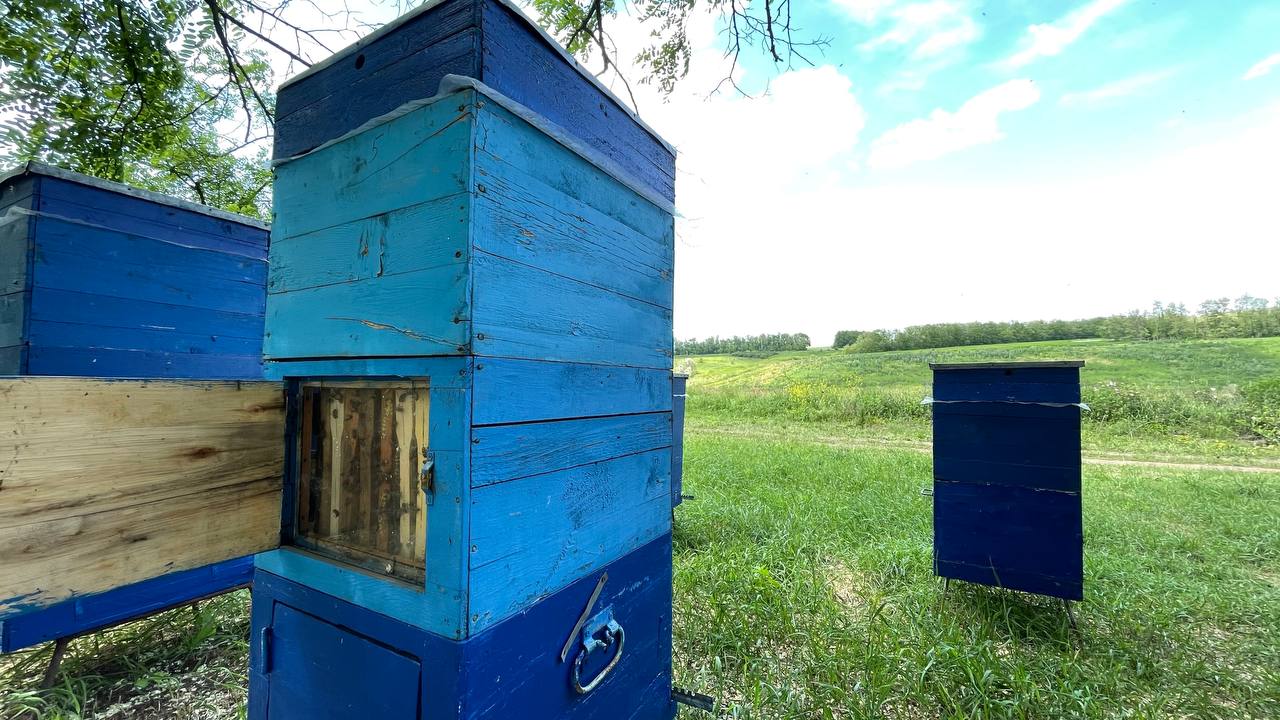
{"left": 294, "top": 380, "right": 428, "bottom": 584}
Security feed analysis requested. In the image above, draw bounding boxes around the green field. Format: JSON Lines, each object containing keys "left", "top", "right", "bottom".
{"left": 681, "top": 337, "right": 1280, "bottom": 465}
{"left": 3, "top": 338, "right": 1279, "bottom": 718}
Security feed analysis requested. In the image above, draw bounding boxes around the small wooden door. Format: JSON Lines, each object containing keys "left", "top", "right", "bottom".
{"left": 264, "top": 603, "right": 421, "bottom": 720}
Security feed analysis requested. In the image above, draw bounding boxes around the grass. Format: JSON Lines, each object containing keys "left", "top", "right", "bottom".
{"left": 680, "top": 338, "right": 1280, "bottom": 464}
{"left": 4, "top": 337, "right": 1279, "bottom": 718}
{"left": 673, "top": 436, "right": 1280, "bottom": 718}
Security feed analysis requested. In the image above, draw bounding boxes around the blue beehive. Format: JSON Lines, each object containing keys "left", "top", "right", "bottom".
{"left": 0, "top": 163, "right": 268, "bottom": 378}
{"left": 930, "top": 361, "right": 1085, "bottom": 601}
{"left": 273, "top": 0, "right": 675, "bottom": 205}
{"left": 249, "top": 3, "right": 677, "bottom": 717}
{"left": 0, "top": 163, "right": 270, "bottom": 650}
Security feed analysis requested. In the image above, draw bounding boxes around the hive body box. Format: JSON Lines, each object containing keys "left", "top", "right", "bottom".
{"left": 930, "top": 361, "right": 1085, "bottom": 601}
{"left": 274, "top": 0, "right": 675, "bottom": 205}
{"left": 251, "top": 7, "right": 677, "bottom": 712}
{"left": 0, "top": 163, "right": 268, "bottom": 378}
{"left": 0, "top": 165, "right": 271, "bottom": 651}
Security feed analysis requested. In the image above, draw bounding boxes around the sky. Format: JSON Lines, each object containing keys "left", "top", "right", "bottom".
{"left": 271, "top": 0, "right": 1280, "bottom": 345}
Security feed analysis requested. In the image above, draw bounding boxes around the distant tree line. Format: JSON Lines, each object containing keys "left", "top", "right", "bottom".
{"left": 676, "top": 333, "right": 811, "bottom": 355}
{"left": 834, "top": 296, "right": 1280, "bottom": 353}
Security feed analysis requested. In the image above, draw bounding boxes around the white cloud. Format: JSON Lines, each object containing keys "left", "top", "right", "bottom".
{"left": 831, "top": 0, "right": 898, "bottom": 24}
{"left": 867, "top": 79, "right": 1040, "bottom": 169}
{"left": 1003, "top": 0, "right": 1130, "bottom": 69}
{"left": 858, "top": 1, "right": 980, "bottom": 59}
{"left": 1059, "top": 68, "right": 1176, "bottom": 107}
{"left": 1243, "top": 52, "right": 1280, "bottom": 81}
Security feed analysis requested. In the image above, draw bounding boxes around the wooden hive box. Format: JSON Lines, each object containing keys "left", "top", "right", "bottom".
{"left": 930, "top": 361, "right": 1085, "bottom": 601}
{"left": 253, "top": 71, "right": 677, "bottom": 717}
{"left": 273, "top": 0, "right": 675, "bottom": 206}
{"left": 0, "top": 163, "right": 269, "bottom": 378}
{"left": 0, "top": 166, "right": 280, "bottom": 651}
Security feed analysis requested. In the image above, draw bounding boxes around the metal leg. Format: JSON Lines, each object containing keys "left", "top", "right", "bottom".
{"left": 1062, "top": 599, "right": 1078, "bottom": 631}
{"left": 41, "top": 637, "right": 69, "bottom": 690}
{"left": 942, "top": 577, "right": 951, "bottom": 597}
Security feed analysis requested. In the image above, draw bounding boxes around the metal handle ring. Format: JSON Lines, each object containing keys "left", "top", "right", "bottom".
{"left": 571, "top": 623, "right": 625, "bottom": 695}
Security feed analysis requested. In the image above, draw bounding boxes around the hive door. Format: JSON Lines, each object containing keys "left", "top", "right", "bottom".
{"left": 0, "top": 376, "right": 287, "bottom": 650}
{"left": 262, "top": 603, "right": 421, "bottom": 720}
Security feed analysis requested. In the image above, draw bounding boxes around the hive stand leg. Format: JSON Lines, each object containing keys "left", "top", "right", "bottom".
{"left": 942, "top": 577, "right": 951, "bottom": 598}
{"left": 1062, "top": 599, "right": 1078, "bottom": 631}
{"left": 41, "top": 637, "right": 70, "bottom": 690}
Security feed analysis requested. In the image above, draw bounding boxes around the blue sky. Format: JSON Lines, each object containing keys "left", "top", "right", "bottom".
{"left": 575, "top": 0, "right": 1280, "bottom": 343}
{"left": 275, "top": 0, "right": 1280, "bottom": 344}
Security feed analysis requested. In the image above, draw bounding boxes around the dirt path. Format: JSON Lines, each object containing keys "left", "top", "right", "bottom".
{"left": 697, "top": 426, "right": 1280, "bottom": 475}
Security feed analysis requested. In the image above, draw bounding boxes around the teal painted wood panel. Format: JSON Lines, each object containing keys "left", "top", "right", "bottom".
{"left": 473, "top": 101, "right": 672, "bottom": 243}
{"left": 472, "top": 359, "right": 670, "bottom": 425}
{"left": 470, "top": 251, "right": 672, "bottom": 368}
{"left": 271, "top": 90, "right": 476, "bottom": 241}
{"left": 470, "top": 412, "right": 671, "bottom": 487}
{"left": 0, "top": 345, "right": 20, "bottom": 373}
{"left": 268, "top": 194, "right": 469, "bottom": 294}
{"left": 262, "top": 356, "right": 471, "bottom": 387}
{"left": 263, "top": 264, "right": 470, "bottom": 359}
{"left": 467, "top": 448, "right": 672, "bottom": 631}
{"left": 472, "top": 164, "right": 672, "bottom": 309}
{"left": 0, "top": 292, "right": 23, "bottom": 348}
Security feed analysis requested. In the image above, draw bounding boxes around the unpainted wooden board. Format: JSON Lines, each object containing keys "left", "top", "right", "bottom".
{"left": 0, "top": 477, "right": 281, "bottom": 615}
{"left": 0, "top": 378, "right": 284, "bottom": 529}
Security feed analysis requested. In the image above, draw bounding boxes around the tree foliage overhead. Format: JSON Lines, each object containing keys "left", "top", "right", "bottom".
{"left": 1, "top": 0, "right": 806, "bottom": 217}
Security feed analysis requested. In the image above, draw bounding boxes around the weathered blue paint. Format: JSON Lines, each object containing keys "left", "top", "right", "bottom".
{"left": 0, "top": 556, "right": 255, "bottom": 652}
{"left": 470, "top": 412, "right": 672, "bottom": 487}
{"left": 0, "top": 164, "right": 270, "bottom": 652}
{"left": 931, "top": 361, "right": 1085, "bottom": 601}
{"left": 671, "top": 374, "right": 688, "bottom": 508}
{"left": 471, "top": 359, "right": 671, "bottom": 425}
{"left": 468, "top": 449, "right": 672, "bottom": 631}
{"left": 0, "top": 166, "right": 269, "bottom": 381}
{"left": 272, "top": 0, "right": 674, "bottom": 204}
{"left": 260, "top": 23, "right": 679, "bottom": 715}
{"left": 250, "top": 535, "right": 676, "bottom": 720}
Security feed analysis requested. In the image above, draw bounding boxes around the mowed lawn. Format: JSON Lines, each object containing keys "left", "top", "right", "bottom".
{"left": 673, "top": 435, "right": 1280, "bottom": 719}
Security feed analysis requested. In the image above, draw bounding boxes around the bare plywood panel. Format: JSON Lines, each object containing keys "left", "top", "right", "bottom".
{"left": 0, "top": 377, "right": 285, "bottom": 613}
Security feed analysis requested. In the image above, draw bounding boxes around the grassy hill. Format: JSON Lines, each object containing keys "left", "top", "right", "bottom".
{"left": 680, "top": 337, "right": 1280, "bottom": 463}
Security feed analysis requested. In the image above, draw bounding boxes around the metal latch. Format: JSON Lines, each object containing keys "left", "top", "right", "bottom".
{"left": 420, "top": 451, "right": 436, "bottom": 506}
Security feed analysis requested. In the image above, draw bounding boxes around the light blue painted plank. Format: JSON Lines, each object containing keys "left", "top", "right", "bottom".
{"left": 263, "top": 264, "right": 470, "bottom": 359}
{"left": 262, "top": 356, "right": 470, "bottom": 387}
{"left": 268, "top": 194, "right": 469, "bottom": 294}
{"left": 470, "top": 412, "right": 671, "bottom": 487}
{"left": 472, "top": 166, "right": 672, "bottom": 309}
{"left": 0, "top": 346, "right": 20, "bottom": 374}
{"left": 473, "top": 101, "right": 673, "bottom": 242}
{"left": 472, "top": 358, "right": 671, "bottom": 425}
{"left": 255, "top": 548, "right": 465, "bottom": 638}
{"left": 468, "top": 449, "right": 672, "bottom": 631}
{"left": 471, "top": 251, "right": 672, "bottom": 368}
{"left": 0, "top": 192, "right": 32, "bottom": 295}
{"left": 272, "top": 91, "right": 476, "bottom": 240}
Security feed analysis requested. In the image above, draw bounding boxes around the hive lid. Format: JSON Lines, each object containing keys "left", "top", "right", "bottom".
{"left": 0, "top": 161, "right": 269, "bottom": 230}
{"left": 928, "top": 360, "right": 1085, "bottom": 370}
